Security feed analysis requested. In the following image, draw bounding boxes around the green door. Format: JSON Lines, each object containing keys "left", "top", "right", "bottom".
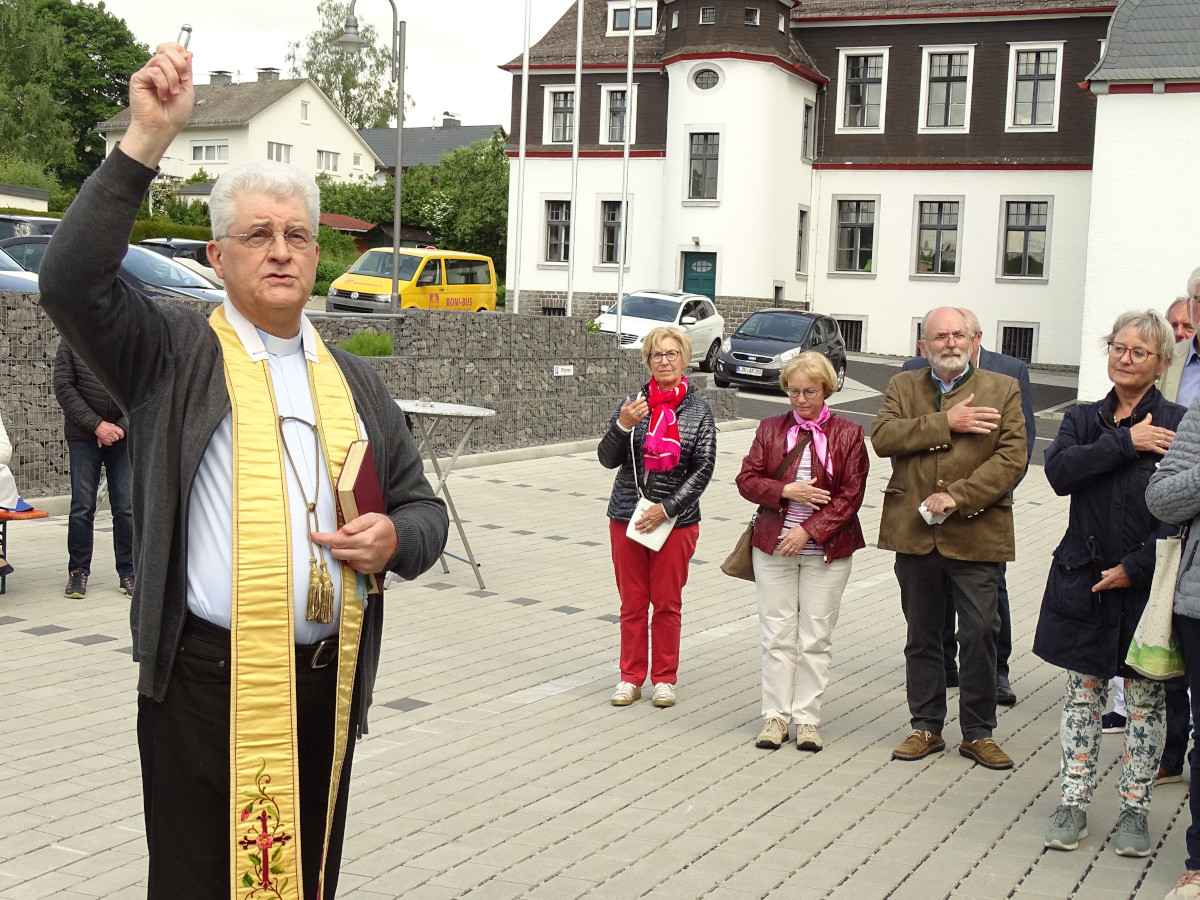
{"left": 681, "top": 252, "right": 716, "bottom": 299}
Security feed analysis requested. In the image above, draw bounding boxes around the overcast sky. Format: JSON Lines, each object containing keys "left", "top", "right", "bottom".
{"left": 97, "top": 0, "right": 567, "bottom": 129}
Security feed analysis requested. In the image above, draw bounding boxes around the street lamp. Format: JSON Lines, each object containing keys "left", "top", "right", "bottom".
{"left": 335, "top": 2, "right": 405, "bottom": 313}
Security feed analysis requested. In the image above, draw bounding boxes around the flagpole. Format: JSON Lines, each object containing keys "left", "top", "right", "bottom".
{"left": 565, "top": 0, "right": 584, "bottom": 318}
{"left": 512, "top": 0, "right": 533, "bottom": 315}
{"left": 614, "top": 0, "right": 636, "bottom": 340}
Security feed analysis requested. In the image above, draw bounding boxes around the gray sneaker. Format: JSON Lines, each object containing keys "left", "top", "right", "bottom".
{"left": 1045, "top": 805, "right": 1088, "bottom": 850}
{"left": 1115, "top": 808, "right": 1151, "bottom": 857}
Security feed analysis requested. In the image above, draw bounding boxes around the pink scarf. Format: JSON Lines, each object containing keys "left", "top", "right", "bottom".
{"left": 786, "top": 404, "right": 833, "bottom": 478}
{"left": 642, "top": 377, "right": 688, "bottom": 472}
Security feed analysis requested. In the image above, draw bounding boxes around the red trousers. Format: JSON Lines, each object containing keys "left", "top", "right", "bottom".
{"left": 609, "top": 519, "right": 699, "bottom": 685}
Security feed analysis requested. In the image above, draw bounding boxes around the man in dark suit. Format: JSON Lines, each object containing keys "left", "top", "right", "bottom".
{"left": 901, "top": 308, "right": 1036, "bottom": 706}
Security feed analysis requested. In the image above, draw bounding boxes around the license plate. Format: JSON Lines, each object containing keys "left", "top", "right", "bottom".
{"left": 736, "top": 365, "right": 763, "bottom": 377}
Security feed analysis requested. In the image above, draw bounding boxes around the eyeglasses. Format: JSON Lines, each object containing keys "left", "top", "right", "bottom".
{"left": 1106, "top": 342, "right": 1158, "bottom": 363}
{"left": 222, "top": 226, "right": 316, "bottom": 250}
{"left": 786, "top": 387, "right": 822, "bottom": 400}
{"left": 926, "top": 331, "right": 968, "bottom": 345}
{"left": 649, "top": 350, "right": 682, "bottom": 363}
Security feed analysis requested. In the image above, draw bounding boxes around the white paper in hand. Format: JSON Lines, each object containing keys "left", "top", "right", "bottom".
{"left": 919, "top": 502, "right": 949, "bottom": 526}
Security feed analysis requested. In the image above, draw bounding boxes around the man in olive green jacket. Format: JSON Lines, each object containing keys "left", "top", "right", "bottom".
{"left": 872, "top": 307, "right": 1027, "bottom": 771}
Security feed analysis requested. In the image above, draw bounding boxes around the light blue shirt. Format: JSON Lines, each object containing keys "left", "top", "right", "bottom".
{"left": 186, "top": 301, "right": 361, "bottom": 644}
{"left": 931, "top": 365, "right": 971, "bottom": 394}
{"left": 1177, "top": 339, "right": 1200, "bottom": 409}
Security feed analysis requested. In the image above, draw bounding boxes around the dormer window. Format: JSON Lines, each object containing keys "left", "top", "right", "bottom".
{"left": 607, "top": 2, "right": 655, "bottom": 36}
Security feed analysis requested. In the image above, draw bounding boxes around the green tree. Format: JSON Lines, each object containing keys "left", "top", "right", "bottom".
{"left": 286, "top": 0, "right": 402, "bottom": 130}
{"left": 0, "top": 0, "right": 72, "bottom": 170}
{"left": 0, "top": 154, "right": 59, "bottom": 194}
{"left": 413, "top": 131, "right": 509, "bottom": 278}
{"left": 36, "top": 0, "right": 150, "bottom": 184}
{"left": 317, "top": 173, "right": 395, "bottom": 225}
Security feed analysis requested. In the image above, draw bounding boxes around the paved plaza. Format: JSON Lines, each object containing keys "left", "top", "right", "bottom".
{"left": 0, "top": 422, "right": 1193, "bottom": 899}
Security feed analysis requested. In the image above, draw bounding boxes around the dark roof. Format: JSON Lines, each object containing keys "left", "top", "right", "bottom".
{"left": 503, "top": 2, "right": 666, "bottom": 67}
{"left": 1088, "top": 0, "right": 1200, "bottom": 80}
{"left": 97, "top": 78, "right": 308, "bottom": 132}
{"left": 179, "top": 182, "right": 214, "bottom": 197}
{"left": 793, "top": 0, "right": 1114, "bottom": 17}
{"left": 0, "top": 182, "right": 50, "bottom": 202}
{"left": 360, "top": 124, "right": 504, "bottom": 169}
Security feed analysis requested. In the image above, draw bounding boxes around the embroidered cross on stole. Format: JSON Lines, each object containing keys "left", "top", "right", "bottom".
{"left": 211, "top": 306, "right": 364, "bottom": 900}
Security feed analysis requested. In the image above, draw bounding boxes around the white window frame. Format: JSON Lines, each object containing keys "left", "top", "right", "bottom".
{"left": 316, "top": 149, "right": 340, "bottom": 173}
{"left": 599, "top": 84, "right": 639, "bottom": 145}
{"left": 699, "top": 6, "right": 716, "bottom": 24}
{"left": 795, "top": 205, "right": 810, "bottom": 276}
{"left": 300, "top": 100, "right": 310, "bottom": 123}
{"left": 353, "top": 153, "right": 362, "bottom": 169}
{"left": 672, "top": 9, "right": 679, "bottom": 27}
{"left": 606, "top": 1, "right": 656, "bottom": 37}
{"left": 543, "top": 196, "right": 571, "bottom": 266}
{"left": 266, "top": 141, "right": 291, "bottom": 163}
{"left": 997, "top": 320, "right": 1040, "bottom": 363}
{"left": 682, "top": 126, "right": 724, "bottom": 206}
{"left": 996, "top": 195, "right": 1053, "bottom": 283}
{"left": 541, "top": 85, "right": 575, "bottom": 144}
{"left": 835, "top": 47, "right": 890, "bottom": 135}
{"left": 917, "top": 45, "right": 975, "bottom": 135}
{"left": 744, "top": 8, "right": 760, "bottom": 26}
{"left": 595, "top": 195, "right": 633, "bottom": 269}
{"left": 779, "top": 13, "right": 786, "bottom": 32}
{"left": 191, "top": 141, "right": 229, "bottom": 163}
{"left": 1004, "top": 41, "right": 1065, "bottom": 133}
{"left": 910, "top": 195, "right": 964, "bottom": 281}
{"left": 828, "top": 194, "right": 880, "bottom": 277}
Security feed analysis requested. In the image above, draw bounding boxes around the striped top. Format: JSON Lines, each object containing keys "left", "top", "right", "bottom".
{"left": 778, "top": 444, "right": 823, "bottom": 555}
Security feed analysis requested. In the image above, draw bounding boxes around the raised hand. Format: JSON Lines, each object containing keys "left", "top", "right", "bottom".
{"left": 122, "top": 41, "right": 195, "bottom": 167}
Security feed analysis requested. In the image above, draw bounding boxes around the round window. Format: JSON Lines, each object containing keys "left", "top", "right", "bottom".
{"left": 693, "top": 69, "right": 719, "bottom": 90}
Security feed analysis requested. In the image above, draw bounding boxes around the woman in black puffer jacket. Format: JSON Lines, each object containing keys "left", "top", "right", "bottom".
{"left": 598, "top": 325, "right": 716, "bottom": 710}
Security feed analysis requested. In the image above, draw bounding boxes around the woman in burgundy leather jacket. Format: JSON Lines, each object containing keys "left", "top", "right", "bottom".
{"left": 735, "top": 352, "right": 869, "bottom": 752}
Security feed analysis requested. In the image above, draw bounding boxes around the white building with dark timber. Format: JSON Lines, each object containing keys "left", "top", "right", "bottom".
{"left": 503, "top": 0, "right": 1116, "bottom": 368}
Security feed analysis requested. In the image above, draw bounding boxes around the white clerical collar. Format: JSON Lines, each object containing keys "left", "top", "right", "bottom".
{"left": 222, "top": 299, "right": 319, "bottom": 363}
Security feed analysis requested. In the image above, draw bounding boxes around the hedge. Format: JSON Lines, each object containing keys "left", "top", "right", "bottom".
{"left": 0, "top": 207, "right": 212, "bottom": 243}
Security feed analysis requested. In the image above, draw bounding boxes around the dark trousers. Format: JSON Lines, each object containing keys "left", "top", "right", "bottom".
{"left": 896, "top": 550, "right": 1000, "bottom": 740}
{"left": 137, "top": 616, "right": 358, "bottom": 900}
{"left": 67, "top": 438, "right": 133, "bottom": 577}
{"left": 1160, "top": 675, "right": 1192, "bottom": 774}
{"left": 942, "top": 562, "right": 1011, "bottom": 678}
{"left": 1174, "top": 614, "right": 1200, "bottom": 870}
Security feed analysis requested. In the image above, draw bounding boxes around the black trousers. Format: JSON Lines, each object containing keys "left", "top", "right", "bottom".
{"left": 137, "top": 616, "right": 359, "bottom": 900}
{"left": 895, "top": 550, "right": 1000, "bottom": 741}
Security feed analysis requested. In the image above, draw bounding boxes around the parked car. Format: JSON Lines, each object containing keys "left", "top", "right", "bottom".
{"left": 0, "top": 235, "right": 226, "bottom": 304}
{"left": 138, "top": 237, "right": 222, "bottom": 285}
{"left": 327, "top": 248, "right": 497, "bottom": 313}
{"left": 0, "top": 247, "right": 39, "bottom": 290}
{"left": 0, "top": 214, "right": 59, "bottom": 239}
{"left": 595, "top": 290, "right": 725, "bottom": 371}
{"left": 713, "top": 309, "right": 847, "bottom": 391}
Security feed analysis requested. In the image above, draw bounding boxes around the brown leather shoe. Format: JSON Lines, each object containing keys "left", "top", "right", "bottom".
{"left": 959, "top": 737, "right": 1013, "bottom": 770}
{"left": 892, "top": 729, "right": 945, "bottom": 761}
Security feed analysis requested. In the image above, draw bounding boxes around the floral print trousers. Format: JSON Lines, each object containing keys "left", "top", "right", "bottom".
{"left": 1059, "top": 671, "right": 1166, "bottom": 811}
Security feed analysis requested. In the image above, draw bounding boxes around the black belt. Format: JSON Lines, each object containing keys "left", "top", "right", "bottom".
{"left": 182, "top": 613, "right": 338, "bottom": 670}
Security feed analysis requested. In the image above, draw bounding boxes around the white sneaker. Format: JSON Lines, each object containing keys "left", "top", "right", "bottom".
{"left": 610, "top": 681, "right": 641, "bottom": 706}
{"left": 651, "top": 682, "right": 676, "bottom": 707}
{"left": 796, "top": 723, "right": 824, "bottom": 752}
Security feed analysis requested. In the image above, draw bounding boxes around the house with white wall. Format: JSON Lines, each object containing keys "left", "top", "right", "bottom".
{"left": 1078, "top": 0, "right": 1200, "bottom": 398}
{"left": 504, "top": 0, "right": 1114, "bottom": 368}
{"left": 96, "top": 69, "right": 383, "bottom": 187}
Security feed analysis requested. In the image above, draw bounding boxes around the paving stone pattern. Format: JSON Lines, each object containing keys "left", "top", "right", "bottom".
{"left": 0, "top": 429, "right": 1191, "bottom": 899}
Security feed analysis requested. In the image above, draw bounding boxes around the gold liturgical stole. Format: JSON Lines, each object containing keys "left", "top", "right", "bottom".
{"left": 211, "top": 306, "right": 364, "bottom": 900}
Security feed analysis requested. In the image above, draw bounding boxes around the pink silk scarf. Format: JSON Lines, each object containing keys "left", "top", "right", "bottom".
{"left": 642, "top": 376, "right": 689, "bottom": 472}
{"left": 786, "top": 403, "right": 833, "bottom": 478}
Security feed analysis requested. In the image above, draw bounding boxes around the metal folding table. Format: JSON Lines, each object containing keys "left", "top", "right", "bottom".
{"left": 396, "top": 399, "right": 496, "bottom": 590}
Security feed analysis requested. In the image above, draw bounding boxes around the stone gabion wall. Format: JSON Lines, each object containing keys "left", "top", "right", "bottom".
{"left": 1, "top": 292, "right": 736, "bottom": 500}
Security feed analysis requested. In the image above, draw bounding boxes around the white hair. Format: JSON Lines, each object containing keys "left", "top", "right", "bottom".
{"left": 209, "top": 160, "right": 320, "bottom": 239}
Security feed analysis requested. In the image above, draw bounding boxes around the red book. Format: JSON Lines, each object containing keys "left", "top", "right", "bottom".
{"left": 337, "top": 440, "right": 386, "bottom": 594}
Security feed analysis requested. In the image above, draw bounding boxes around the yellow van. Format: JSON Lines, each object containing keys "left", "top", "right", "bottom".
{"left": 326, "top": 248, "right": 497, "bottom": 313}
